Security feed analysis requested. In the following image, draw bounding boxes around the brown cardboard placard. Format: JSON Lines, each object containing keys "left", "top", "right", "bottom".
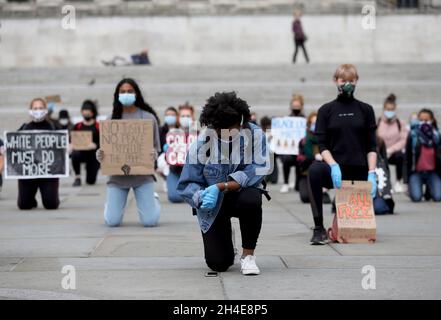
{"left": 45, "top": 95, "right": 62, "bottom": 103}
{"left": 100, "top": 119, "right": 154, "bottom": 176}
{"left": 71, "top": 131, "right": 93, "bottom": 151}
{"left": 333, "top": 180, "right": 376, "bottom": 243}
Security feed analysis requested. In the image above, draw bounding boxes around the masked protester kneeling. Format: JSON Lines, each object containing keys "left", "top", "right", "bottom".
{"left": 177, "top": 92, "right": 271, "bottom": 275}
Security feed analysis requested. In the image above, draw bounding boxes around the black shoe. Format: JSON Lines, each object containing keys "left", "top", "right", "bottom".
{"left": 310, "top": 226, "right": 328, "bottom": 245}
{"left": 72, "top": 178, "right": 81, "bottom": 187}
{"left": 322, "top": 192, "right": 331, "bottom": 204}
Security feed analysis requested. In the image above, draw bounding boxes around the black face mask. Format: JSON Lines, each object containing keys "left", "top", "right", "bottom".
{"left": 83, "top": 115, "right": 93, "bottom": 121}
{"left": 291, "top": 109, "right": 301, "bottom": 116}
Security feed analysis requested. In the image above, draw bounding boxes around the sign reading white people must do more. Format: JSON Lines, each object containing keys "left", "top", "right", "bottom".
{"left": 4, "top": 130, "right": 69, "bottom": 179}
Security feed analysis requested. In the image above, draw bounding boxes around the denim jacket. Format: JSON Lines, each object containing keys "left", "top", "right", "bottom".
{"left": 177, "top": 122, "right": 270, "bottom": 233}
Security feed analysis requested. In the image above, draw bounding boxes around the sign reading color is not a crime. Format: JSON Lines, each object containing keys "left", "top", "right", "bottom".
{"left": 4, "top": 130, "right": 69, "bottom": 179}
{"left": 100, "top": 119, "right": 154, "bottom": 176}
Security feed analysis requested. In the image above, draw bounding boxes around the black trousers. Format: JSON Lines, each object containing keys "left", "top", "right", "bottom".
{"left": 307, "top": 162, "right": 368, "bottom": 228}
{"left": 71, "top": 150, "right": 100, "bottom": 184}
{"left": 388, "top": 151, "right": 404, "bottom": 181}
{"left": 202, "top": 188, "right": 263, "bottom": 272}
{"left": 17, "top": 178, "right": 60, "bottom": 210}
{"left": 281, "top": 155, "right": 300, "bottom": 188}
{"left": 293, "top": 39, "right": 309, "bottom": 63}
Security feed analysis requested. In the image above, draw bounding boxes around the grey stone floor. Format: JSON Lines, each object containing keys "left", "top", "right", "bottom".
{"left": 0, "top": 174, "right": 440, "bottom": 300}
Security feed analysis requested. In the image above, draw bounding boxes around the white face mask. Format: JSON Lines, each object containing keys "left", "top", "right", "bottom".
{"left": 29, "top": 109, "right": 48, "bottom": 122}
{"left": 59, "top": 118, "right": 69, "bottom": 126}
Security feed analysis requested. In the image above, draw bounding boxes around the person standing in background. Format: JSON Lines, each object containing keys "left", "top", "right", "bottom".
{"left": 292, "top": 9, "right": 309, "bottom": 64}
{"left": 377, "top": 94, "right": 408, "bottom": 193}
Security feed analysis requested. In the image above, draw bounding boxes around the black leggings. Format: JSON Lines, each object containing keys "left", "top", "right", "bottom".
{"left": 202, "top": 188, "right": 263, "bottom": 272}
{"left": 17, "top": 178, "right": 60, "bottom": 210}
{"left": 71, "top": 150, "right": 100, "bottom": 184}
{"left": 388, "top": 151, "right": 404, "bottom": 181}
{"left": 307, "top": 162, "right": 368, "bottom": 228}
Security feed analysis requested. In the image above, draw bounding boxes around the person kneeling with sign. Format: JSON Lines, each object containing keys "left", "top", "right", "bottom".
{"left": 177, "top": 92, "right": 271, "bottom": 275}
{"left": 17, "top": 98, "right": 60, "bottom": 210}
{"left": 307, "top": 64, "right": 378, "bottom": 245}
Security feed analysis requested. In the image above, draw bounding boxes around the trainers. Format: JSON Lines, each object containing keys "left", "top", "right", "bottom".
{"left": 394, "top": 181, "right": 404, "bottom": 193}
{"left": 240, "top": 255, "right": 260, "bottom": 275}
{"left": 310, "top": 226, "right": 328, "bottom": 245}
{"left": 72, "top": 178, "right": 81, "bottom": 187}
{"left": 289, "top": 182, "right": 295, "bottom": 190}
{"left": 280, "top": 184, "right": 289, "bottom": 193}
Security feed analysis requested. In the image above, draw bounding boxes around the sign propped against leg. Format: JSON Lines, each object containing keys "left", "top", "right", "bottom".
{"left": 328, "top": 180, "right": 376, "bottom": 243}
{"left": 100, "top": 119, "right": 154, "bottom": 175}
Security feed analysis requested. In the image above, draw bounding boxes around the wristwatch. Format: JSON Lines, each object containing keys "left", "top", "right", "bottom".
{"left": 223, "top": 182, "right": 229, "bottom": 193}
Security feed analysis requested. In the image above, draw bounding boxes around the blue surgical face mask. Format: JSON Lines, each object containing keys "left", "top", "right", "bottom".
{"left": 179, "top": 116, "right": 192, "bottom": 129}
{"left": 118, "top": 93, "right": 136, "bottom": 107}
{"left": 384, "top": 110, "right": 396, "bottom": 120}
{"left": 164, "top": 115, "right": 177, "bottom": 126}
{"left": 310, "top": 123, "right": 316, "bottom": 132}
{"left": 410, "top": 119, "right": 419, "bottom": 128}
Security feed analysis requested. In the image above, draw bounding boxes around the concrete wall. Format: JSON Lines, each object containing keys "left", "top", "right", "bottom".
{"left": 1, "top": 14, "right": 440, "bottom": 67}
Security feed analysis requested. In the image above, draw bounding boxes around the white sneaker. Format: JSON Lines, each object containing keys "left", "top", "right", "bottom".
{"left": 394, "top": 181, "right": 404, "bottom": 193}
{"left": 280, "top": 184, "right": 289, "bottom": 193}
{"left": 289, "top": 182, "right": 295, "bottom": 190}
{"left": 240, "top": 255, "right": 260, "bottom": 275}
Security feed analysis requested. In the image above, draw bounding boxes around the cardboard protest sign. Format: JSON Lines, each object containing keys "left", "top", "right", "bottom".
{"left": 71, "top": 131, "right": 93, "bottom": 151}
{"left": 100, "top": 119, "right": 154, "bottom": 176}
{"left": 270, "top": 116, "right": 306, "bottom": 155}
{"left": 165, "top": 129, "right": 197, "bottom": 166}
{"left": 4, "top": 130, "right": 69, "bottom": 179}
{"left": 45, "top": 95, "right": 62, "bottom": 103}
{"left": 330, "top": 180, "right": 376, "bottom": 243}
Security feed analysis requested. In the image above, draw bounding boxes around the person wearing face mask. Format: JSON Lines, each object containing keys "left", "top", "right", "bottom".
{"left": 96, "top": 78, "right": 161, "bottom": 227}
{"left": 307, "top": 64, "right": 378, "bottom": 245}
{"left": 57, "top": 109, "right": 74, "bottom": 131}
{"left": 164, "top": 104, "right": 196, "bottom": 203}
{"left": 405, "top": 109, "right": 441, "bottom": 202}
{"left": 177, "top": 92, "right": 270, "bottom": 275}
{"left": 377, "top": 94, "right": 408, "bottom": 193}
{"left": 279, "top": 93, "right": 305, "bottom": 194}
{"left": 159, "top": 107, "right": 179, "bottom": 153}
{"left": 17, "top": 98, "right": 60, "bottom": 210}
{"left": 296, "top": 112, "right": 331, "bottom": 204}
{"left": 71, "top": 100, "right": 100, "bottom": 187}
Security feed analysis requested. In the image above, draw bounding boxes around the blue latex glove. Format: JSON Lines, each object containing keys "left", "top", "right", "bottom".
{"left": 330, "top": 163, "right": 342, "bottom": 189}
{"left": 367, "top": 171, "right": 377, "bottom": 198}
{"left": 200, "top": 184, "right": 220, "bottom": 209}
{"left": 162, "top": 143, "right": 169, "bottom": 153}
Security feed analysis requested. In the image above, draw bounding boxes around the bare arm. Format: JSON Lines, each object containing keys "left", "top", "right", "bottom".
{"left": 367, "top": 151, "right": 377, "bottom": 172}
{"left": 321, "top": 150, "right": 337, "bottom": 165}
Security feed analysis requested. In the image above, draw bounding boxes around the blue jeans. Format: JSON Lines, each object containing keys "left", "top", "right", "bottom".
{"left": 409, "top": 171, "right": 441, "bottom": 202}
{"left": 166, "top": 170, "right": 184, "bottom": 203}
{"left": 104, "top": 181, "right": 161, "bottom": 227}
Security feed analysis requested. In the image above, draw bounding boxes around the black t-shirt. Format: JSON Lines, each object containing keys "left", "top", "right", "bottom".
{"left": 315, "top": 95, "right": 377, "bottom": 167}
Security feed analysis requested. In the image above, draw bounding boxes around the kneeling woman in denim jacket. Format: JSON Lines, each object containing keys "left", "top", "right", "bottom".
{"left": 177, "top": 92, "right": 270, "bottom": 275}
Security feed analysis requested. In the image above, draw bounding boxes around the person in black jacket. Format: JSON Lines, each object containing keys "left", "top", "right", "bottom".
{"left": 17, "top": 98, "right": 60, "bottom": 210}
{"left": 307, "top": 64, "right": 378, "bottom": 245}
{"left": 71, "top": 100, "right": 100, "bottom": 187}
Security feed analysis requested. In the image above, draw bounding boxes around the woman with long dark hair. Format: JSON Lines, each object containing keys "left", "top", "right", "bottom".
{"left": 96, "top": 78, "right": 161, "bottom": 227}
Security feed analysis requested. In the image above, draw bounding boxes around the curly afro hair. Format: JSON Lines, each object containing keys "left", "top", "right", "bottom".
{"left": 199, "top": 92, "right": 251, "bottom": 129}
